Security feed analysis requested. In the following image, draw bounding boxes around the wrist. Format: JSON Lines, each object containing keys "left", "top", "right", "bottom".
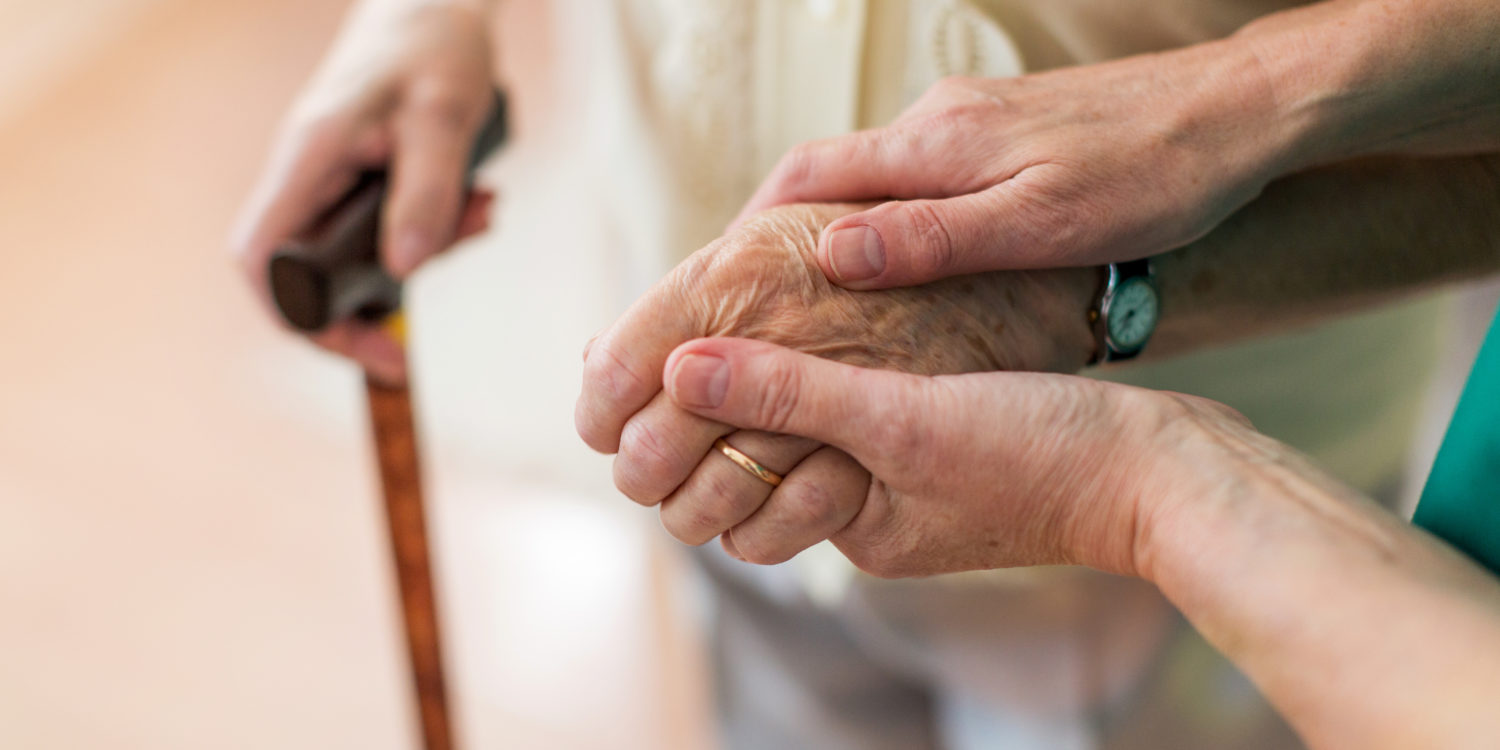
{"left": 936, "top": 266, "right": 1098, "bottom": 375}
{"left": 1118, "top": 395, "right": 1279, "bottom": 587}
{"left": 1129, "top": 399, "right": 1400, "bottom": 602}
{"left": 1228, "top": 9, "right": 1376, "bottom": 172}
{"left": 1048, "top": 386, "right": 1216, "bottom": 578}
{"left": 1128, "top": 396, "right": 1500, "bottom": 748}
{"left": 1147, "top": 38, "right": 1313, "bottom": 201}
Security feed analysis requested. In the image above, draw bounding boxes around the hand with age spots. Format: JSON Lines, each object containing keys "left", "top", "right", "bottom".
{"left": 576, "top": 203, "right": 1097, "bottom": 563}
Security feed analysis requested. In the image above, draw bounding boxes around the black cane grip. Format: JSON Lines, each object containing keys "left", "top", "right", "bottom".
{"left": 267, "top": 89, "right": 509, "bottom": 333}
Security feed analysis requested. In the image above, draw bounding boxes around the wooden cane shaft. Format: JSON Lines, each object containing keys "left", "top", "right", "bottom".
{"left": 366, "top": 375, "right": 455, "bottom": 750}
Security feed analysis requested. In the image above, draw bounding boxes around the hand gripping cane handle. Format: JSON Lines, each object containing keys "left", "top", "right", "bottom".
{"left": 266, "top": 89, "right": 508, "bottom": 333}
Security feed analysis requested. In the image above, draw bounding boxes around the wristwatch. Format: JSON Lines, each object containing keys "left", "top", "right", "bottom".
{"left": 1087, "top": 259, "right": 1159, "bottom": 365}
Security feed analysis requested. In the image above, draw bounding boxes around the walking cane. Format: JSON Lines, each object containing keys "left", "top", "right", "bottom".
{"left": 264, "top": 92, "right": 508, "bottom": 750}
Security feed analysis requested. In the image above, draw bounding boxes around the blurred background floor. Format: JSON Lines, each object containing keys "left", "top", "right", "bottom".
{"left": 3, "top": 1, "right": 1498, "bottom": 749}
{"left": 0, "top": 1, "right": 712, "bottom": 748}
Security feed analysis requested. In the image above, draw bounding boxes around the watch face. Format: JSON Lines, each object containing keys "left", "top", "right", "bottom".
{"left": 1106, "top": 277, "right": 1159, "bottom": 352}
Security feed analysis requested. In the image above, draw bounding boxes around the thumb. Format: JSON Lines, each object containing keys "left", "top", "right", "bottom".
{"left": 663, "top": 338, "right": 913, "bottom": 453}
{"left": 816, "top": 183, "right": 1049, "bottom": 290}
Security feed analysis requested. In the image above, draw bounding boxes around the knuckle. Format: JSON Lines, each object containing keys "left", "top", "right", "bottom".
{"left": 393, "top": 180, "right": 454, "bottom": 222}
{"left": 572, "top": 404, "right": 606, "bottom": 453}
{"left": 658, "top": 507, "right": 699, "bottom": 544}
{"left": 921, "top": 77, "right": 964, "bottom": 106}
{"left": 611, "top": 460, "right": 656, "bottom": 506}
{"left": 665, "top": 483, "right": 752, "bottom": 546}
{"left": 405, "top": 79, "right": 481, "bottom": 131}
{"left": 769, "top": 144, "right": 817, "bottom": 197}
{"left": 582, "top": 344, "right": 648, "bottom": 406}
{"left": 931, "top": 75, "right": 972, "bottom": 96}
{"left": 901, "top": 202, "right": 957, "bottom": 279}
{"left": 615, "top": 420, "right": 682, "bottom": 502}
{"left": 752, "top": 364, "right": 803, "bottom": 434}
{"left": 699, "top": 468, "right": 752, "bottom": 512}
{"left": 781, "top": 482, "right": 841, "bottom": 532}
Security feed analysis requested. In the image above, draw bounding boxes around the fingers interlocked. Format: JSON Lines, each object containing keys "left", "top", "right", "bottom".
{"left": 612, "top": 393, "right": 870, "bottom": 564}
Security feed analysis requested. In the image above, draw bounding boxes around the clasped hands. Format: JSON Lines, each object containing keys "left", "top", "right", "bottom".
{"left": 576, "top": 203, "right": 1213, "bottom": 577}
{"left": 574, "top": 39, "right": 1315, "bottom": 576}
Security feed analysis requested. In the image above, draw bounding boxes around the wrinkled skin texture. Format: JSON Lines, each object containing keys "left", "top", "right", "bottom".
{"left": 577, "top": 203, "right": 1096, "bottom": 562}
{"left": 660, "top": 337, "right": 1216, "bottom": 577}
{"left": 735, "top": 43, "right": 1289, "bottom": 290}
{"left": 665, "top": 206, "right": 1093, "bottom": 374}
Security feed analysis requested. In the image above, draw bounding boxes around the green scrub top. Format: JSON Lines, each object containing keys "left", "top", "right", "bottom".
{"left": 1416, "top": 305, "right": 1500, "bottom": 574}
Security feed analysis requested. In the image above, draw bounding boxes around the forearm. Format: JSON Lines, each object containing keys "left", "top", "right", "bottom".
{"left": 1139, "top": 421, "right": 1500, "bottom": 748}
{"left": 1236, "top": 0, "right": 1500, "bottom": 167}
{"left": 1147, "top": 153, "right": 1500, "bottom": 358}
{"left": 1135, "top": 0, "right": 1500, "bottom": 357}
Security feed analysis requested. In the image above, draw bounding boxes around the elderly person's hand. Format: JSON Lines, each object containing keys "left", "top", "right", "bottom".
{"left": 738, "top": 0, "right": 1500, "bottom": 291}
{"left": 659, "top": 336, "right": 1500, "bottom": 749}
{"left": 576, "top": 203, "right": 1097, "bottom": 562}
{"left": 230, "top": 0, "right": 497, "bottom": 383}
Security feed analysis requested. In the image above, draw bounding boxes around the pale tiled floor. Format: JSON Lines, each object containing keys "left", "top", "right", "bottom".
{"left": 0, "top": 1, "right": 711, "bottom": 748}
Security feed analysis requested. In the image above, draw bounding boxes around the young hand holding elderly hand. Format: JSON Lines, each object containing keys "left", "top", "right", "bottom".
{"left": 580, "top": 197, "right": 1500, "bottom": 747}
{"left": 575, "top": 203, "right": 1098, "bottom": 563}
{"left": 577, "top": 3, "right": 1500, "bottom": 743}
{"left": 660, "top": 336, "right": 1186, "bottom": 578}
{"left": 657, "top": 335, "right": 1500, "bottom": 749}
{"left": 739, "top": 0, "right": 1500, "bottom": 290}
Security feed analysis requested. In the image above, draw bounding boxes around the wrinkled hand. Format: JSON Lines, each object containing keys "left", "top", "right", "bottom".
{"left": 660, "top": 336, "right": 1246, "bottom": 578}
{"left": 230, "top": 0, "right": 497, "bottom": 382}
{"left": 737, "top": 41, "right": 1291, "bottom": 289}
{"left": 577, "top": 203, "right": 1096, "bottom": 563}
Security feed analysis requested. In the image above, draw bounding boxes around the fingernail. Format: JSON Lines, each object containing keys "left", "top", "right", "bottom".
{"left": 671, "top": 354, "right": 729, "bottom": 409}
{"left": 827, "top": 226, "right": 885, "bottom": 282}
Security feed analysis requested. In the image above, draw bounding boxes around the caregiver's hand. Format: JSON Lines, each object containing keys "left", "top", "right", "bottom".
{"left": 230, "top": 0, "right": 496, "bottom": 383}
{"left": 739, "top": 0, "right": 1500, "bottom": 293}
{"left": 663, "top": 337, "right": 1500, "bottom": 750}
{"left": 576, "top": 203, "right": 1097, "bottom": 562}
{"left": 736, "top": 40, "right": 1292, "bottom": 289}
{"left": 661, "top": 336, "right": 1196, "bottom": 577}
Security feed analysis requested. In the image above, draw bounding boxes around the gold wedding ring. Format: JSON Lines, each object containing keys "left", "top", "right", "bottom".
{"left": 713, "top": 438, "right": 784, "bottom": 487}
